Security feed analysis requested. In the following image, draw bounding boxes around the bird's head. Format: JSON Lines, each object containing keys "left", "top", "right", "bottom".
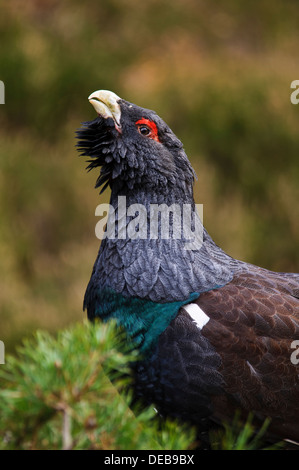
{"left": 76, "top": 90, "right": 195, "bottom": 201}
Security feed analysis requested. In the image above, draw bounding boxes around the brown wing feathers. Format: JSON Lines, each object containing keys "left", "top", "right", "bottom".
{"left": 197, "top": 270, "right": 299, "bottom": 440}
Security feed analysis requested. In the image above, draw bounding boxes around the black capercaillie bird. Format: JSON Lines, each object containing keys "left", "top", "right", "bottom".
{"left": 77, "top": 90, "right": 299, "bottom": 447}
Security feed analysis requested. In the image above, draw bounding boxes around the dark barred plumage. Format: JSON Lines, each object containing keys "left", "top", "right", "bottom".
{"left": 77, "top": 90, "right": 299, "bottom": 448}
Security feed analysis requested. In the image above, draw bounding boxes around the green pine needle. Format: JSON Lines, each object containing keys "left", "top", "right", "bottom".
{"left": 0, "top": 321, "right": 195, "bottom": 450}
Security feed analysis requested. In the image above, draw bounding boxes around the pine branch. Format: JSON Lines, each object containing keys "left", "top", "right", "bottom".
{"left": 0, "top": 321, "right": 195, "bottom": 450}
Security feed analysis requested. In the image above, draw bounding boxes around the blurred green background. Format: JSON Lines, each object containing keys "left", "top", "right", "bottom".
{"left": 0, "top": 0, "right": 298, "bottom": 352}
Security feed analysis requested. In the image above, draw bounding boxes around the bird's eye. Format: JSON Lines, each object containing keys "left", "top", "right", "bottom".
{"left": 138, "top": 125, "right": 151, "bottom": 136}
{"left": 135, "top": 118, "right": 160, "bottom": 143}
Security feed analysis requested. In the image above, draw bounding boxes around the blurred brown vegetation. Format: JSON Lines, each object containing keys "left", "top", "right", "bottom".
{"left": 0, "top": 0, "right": 298, "bottom": 351}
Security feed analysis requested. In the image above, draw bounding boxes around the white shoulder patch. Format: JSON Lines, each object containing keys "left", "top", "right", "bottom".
{"left": 183, "top": 303, "right": 210, "bottom": 330}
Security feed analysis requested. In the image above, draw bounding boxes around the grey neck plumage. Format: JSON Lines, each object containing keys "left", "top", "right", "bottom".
{"left": 91, "top": 185, "right": 235, "bottom": 303}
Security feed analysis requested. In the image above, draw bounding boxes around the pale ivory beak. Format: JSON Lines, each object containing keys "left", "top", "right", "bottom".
{"left": 88, "top": 90, "right": 122, "bottom": 130}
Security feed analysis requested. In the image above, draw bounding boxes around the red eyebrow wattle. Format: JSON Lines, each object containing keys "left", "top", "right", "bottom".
{"left": 135, "top": 118, "right": 160, "bottom": 142}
